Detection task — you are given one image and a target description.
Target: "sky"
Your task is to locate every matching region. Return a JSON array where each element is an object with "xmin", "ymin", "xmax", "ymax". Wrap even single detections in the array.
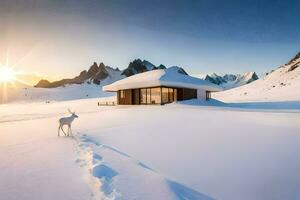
[{"xmin": 0, "ymin": 0, "xmax": 299, "ymax": 80}]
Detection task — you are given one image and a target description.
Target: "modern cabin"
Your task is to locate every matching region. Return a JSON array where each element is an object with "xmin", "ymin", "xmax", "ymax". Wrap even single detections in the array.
[{"xmin": 103, "ymin": 67, "xmax": 221, "ymax": 105}]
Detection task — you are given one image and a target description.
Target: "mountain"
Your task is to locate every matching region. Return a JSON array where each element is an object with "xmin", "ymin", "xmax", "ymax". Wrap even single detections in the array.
[
  {"xmin": 35, "ymin": 59, "xmax": 177, "ymax": 88},
  {"xmin": 205, "ymin": 73, "xmax": 227, "ymax": 85},
  {"xmin": 35, "ymin": 62, "xmax": 122, "ymax": 88},
  {"xmin": 121, "ymin": 59, "xmax": 166, "ymax": 77},
  {"xmin": 214, "ymin": 51, "xmax": 300, "ymax": 102},
  {"xmin": 204, "ymin": 72, "xmax": 258, "ymax": 89},
  {"xmin": 234, "ymin": 72, "xmax": 259, "ymax": 85}
]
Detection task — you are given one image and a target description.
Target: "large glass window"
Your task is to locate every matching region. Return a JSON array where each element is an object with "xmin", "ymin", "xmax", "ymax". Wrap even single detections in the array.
[
  {"xmin": 140, "ymin": 87, "xmax": 176, "ymax": 105},
  {"xmin": 140, "ymin": 89, "xmax": 147, "ymax": 104},
  {"xmin": 169, "ymin": 88, "xmax": 174, "ymax": 102},
  {"xmin": 174, "ymin": 89, "xmax": 177, "ymax": 101},
  {"xmin": 146, "ymin": 88, "xmax": 151, "ymax": 104},
  {"xmin": 120, "ymin": 90, "xmax": 125, "ymax": 98},
  {"xmin": 133, "ymin": 89, "xmax": 140, "ymax": 104},
  {"xmin": 162, "ymin": 87, "xmax": 169, "ymax": 104},
  {"xmin": 150, "ymin": 87, "xmax": 161, "ymax": 104}
]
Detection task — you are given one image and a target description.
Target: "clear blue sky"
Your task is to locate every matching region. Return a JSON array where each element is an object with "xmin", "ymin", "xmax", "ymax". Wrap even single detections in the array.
[{"xmin": 0, "ymin": 0, "xmax": 299, "ymax": 77}]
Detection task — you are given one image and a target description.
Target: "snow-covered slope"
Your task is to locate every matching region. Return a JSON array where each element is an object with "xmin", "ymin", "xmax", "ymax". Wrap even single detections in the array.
[
  {"xmin": 214, "ymin": 52, "xmax": 300, "ymax": 102},
  {"xmin": 0, "ymin": 78, "xmax": 117, "ymax": 104}
]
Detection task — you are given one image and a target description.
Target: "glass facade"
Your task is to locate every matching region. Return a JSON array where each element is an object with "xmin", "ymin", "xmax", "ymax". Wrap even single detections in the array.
[
  {"xmin": 169, "ymin": 88, "xmax": 174, "ymax": 102},
  {"xmin": 133, "ymin": 89, "xmax": 140, "ymax": 104},
  {"xmin": 161, "ymin": 87, "xmax": 169, "ymax": 104},
  {"xmin": 150, "ymin": 87, "xmax": 161, "ymax": 104},
  {"xmin": 121, "ymin": 87, "xmax": 179, "ymax": 105},
  {"xmin": 146, "ymin": 88, "xmax": 151, "ymax": 104},
  {"xmin": 140, "ymin": 88, "xmax": 147, "ymax": 104}
]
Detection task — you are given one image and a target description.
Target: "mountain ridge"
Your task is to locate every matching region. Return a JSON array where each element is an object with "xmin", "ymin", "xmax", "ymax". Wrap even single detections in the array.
[{"xmin": 35, "ymin": 59, "xmax": 186, "ymax": 88}]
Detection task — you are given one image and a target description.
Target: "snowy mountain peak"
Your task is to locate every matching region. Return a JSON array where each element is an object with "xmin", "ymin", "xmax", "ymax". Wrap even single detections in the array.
[
  {"xmin": 142, "ymin": 60, "xmax": 156, "ymax": 70},
  {"xmin": 223, "ymin": 74, "xmax": 237, "ymax": 82},
  {"xmin": 235, "ymin": 72, "xmax": 258, "ymax": 85},
  {"xmin": 167, "ymin": 66, "xmax": 188, "ymax": 75},
  {"xmin": 205, "ymin": 72, "xmax": 258, "ymax": 89}
]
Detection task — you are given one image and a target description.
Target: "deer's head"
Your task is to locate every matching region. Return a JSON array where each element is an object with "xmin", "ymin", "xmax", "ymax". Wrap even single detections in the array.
[{"xmin": 68, "ymin": 109, "xmax": 79, "ymax": 118}]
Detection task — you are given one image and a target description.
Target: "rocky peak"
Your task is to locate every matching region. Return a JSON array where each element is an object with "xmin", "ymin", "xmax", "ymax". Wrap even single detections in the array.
[
  {"xmin": 223, "ymin": 74, "xmax": 237, "ymax": 82},
  {"xmin": 287, "ymin": 52, "xmax": 300, "ymax": 65},
  {"xmin": 86, "ymin": 62, "xmax": 99, "ymax": 79},
  {"xmin": 205, "ymin": 74, "xmax": 226, "ymax": 85},
  {"xmin": 157, "ymin": 64, "xmax": 166, "ymax": 69},
  {"xmin": 286, "ymin": 52, "xmax": 300, "ymax": 72},
  {"xmin": 121, "ymin": 59, "xmax": 151, "ymax": 77},
  {"xmin": 93, "ymin": 62, "xmax": 109, "ymax": 85},
  {"xmin": 142, "ymin": 60, "xmax": 156, "ymax": 70},
  {"xmin": 35, "ymin": 79, "xmax": 51, "ymax": 88}
]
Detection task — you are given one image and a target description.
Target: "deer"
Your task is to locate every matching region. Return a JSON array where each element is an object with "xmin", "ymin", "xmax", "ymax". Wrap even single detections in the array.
[{"xmin": 58, "ymin": 109, "xmax": 79, "ymax": 136}]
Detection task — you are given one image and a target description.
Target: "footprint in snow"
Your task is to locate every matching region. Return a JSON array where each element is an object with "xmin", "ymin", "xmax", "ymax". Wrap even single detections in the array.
[
  {"xmin": 92, "ymin": 153, "xmax": 103, "ymax": 165},
  {"xmin": 93, "ymin": 164, "xmax": 119, "ymax": 196},
  {"xmin": 75, "ymin": 158, "xmax": 88, "ymax": 167}
]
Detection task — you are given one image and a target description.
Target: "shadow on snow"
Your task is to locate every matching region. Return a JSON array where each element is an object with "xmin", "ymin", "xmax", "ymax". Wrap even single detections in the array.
[{"xmin": 176, "ymin": 99, "xmax": 300, "ymax": 111}]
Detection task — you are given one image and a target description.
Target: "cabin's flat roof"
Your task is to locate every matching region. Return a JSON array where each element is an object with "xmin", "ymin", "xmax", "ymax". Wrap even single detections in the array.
[{"xmin": 103, "ymin": 67, "xmax": 222, "ymax": 92}]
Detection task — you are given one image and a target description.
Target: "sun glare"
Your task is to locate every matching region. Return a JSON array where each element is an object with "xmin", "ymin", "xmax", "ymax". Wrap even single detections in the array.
[{"xmin": 0, "ymin": 66, "xmax": 16, "ymax": 83}]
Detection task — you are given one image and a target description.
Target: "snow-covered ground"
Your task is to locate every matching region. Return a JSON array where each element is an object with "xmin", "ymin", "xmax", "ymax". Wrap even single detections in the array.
[
  {"xmin": 0, "ymin": 83, "xmax": 115, "ymax": 104},
  {"xmin": 1, "ymin": 98, "xmax": 300, "ymax": 200}
]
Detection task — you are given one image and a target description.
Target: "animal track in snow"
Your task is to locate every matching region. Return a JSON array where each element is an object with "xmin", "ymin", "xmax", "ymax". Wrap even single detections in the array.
[
  {"xmin": 92, "ymin": 164, "xmax": 118, "ymax": 196},
  {"xmin": 74, "ymin": 133, "xmax": 122, "ymax": 200},
  {"xmin": 74, "ymin": 133, "xmax": 214, "ymax": 200}
]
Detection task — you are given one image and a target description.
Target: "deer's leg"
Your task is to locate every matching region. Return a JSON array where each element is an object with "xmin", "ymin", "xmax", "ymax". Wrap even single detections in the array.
[
  {"xmin": 61, "ymin": 125, "xmax": 67, "ymax": 136},
  {"xmin": 69, "ymin": 125, "xmax": 72, "ymax": 136},
  {"xmin": 58, "ymin": 125, "xmax": 61, "ymax": 136},
  {"xmin": 67, "ymin": 125, "xmax": 70, "ymax": 136}
]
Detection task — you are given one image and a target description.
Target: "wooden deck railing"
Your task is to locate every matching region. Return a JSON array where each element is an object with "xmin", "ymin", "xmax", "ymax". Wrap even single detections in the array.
[{"xmin": 97, "ymin": 101, "xmax": 116, "ymax": 106}]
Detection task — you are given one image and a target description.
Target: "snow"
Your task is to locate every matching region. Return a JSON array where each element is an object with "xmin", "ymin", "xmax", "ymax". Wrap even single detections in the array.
[
  {"xmin": 1, "ymin": 97, "xmax": 300, "ymax": 200},
  {"xmin": 0, "ymin": 79, "xmax": 117, "ymax": 104},
  {"xmin": 103, "ymin": 67, "xmax": 222, "ymax": 92},
  {"xmin": 0, "ymin": 109, "xmax": 92, "ymax": 200}
]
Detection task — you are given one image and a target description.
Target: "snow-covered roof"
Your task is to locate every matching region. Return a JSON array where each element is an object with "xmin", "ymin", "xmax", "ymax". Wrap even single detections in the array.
[{"xmin": 103, "ymin": 67, "xmax": 222, "ymax": 92}]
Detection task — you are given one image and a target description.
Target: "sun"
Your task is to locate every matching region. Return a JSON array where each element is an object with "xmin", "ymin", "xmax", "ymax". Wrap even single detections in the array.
[{"xmin": 0, "ymin": 66, "xmax": 16, "ymax": 83}]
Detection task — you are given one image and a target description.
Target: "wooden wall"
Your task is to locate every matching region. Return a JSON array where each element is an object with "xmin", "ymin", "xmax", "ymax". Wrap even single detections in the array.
[{"xmin": 118, "ymin": 89, "xmax": 132, "ymax": 105}]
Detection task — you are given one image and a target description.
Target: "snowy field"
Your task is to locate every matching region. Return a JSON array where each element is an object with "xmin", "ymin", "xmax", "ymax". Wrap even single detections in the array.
[{"xmin": 1, "ymin": 98, "xmax": 300, "ymax": 200}]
